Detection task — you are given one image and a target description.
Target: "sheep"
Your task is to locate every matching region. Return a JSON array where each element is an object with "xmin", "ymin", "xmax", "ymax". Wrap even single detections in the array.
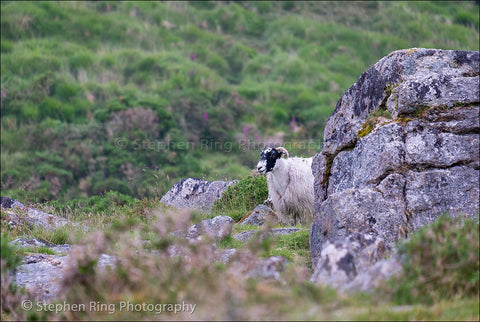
[{"xmin": 256, "ymin": 147, "xmax": 315, "ymax": 226}]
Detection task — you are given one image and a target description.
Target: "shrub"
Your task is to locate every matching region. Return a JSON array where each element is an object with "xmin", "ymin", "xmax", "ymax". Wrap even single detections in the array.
[
  {"xmin": 384, "ymin": 215, "xmax": 479, "ymax": 304},
  {"xmin": 0, "ymin": 233, "xmax": 28, "ymax": 320},
  {"xmin": 211, "ymin": 174, "xmax": 268, "ymax": 221},
  {"xmin": 0, "ymin": 234, "xmax": 22, "ymax": 272},
  {"xmin": 69, "ymin": 51, "xmax": 94, "ymax": 73},
  {"xmin": 1, "ymin": 39, "xmax": 13, "ymax": 53},
  {"xmin": 38, "ymin": 97, "xmax": 75, "ymax": 122}
]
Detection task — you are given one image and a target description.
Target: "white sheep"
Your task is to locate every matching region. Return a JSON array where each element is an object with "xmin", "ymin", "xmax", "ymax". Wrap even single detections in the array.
[{"xmin": 256, "ymin": 147, "xmax": 315, "ymax": 226}]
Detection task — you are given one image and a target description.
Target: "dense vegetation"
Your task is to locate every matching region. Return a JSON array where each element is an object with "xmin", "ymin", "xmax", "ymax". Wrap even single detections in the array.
[
  {"xmin": 2, "ymin": 203, "xmax": 478, "ymax": 320},
  {"xmin": 384, "ymin": 215, "xmax": 479, "ymax": 305},
  {"xmin": 1, "ymin": 1, "xmax": 479, "ymax": 203}
]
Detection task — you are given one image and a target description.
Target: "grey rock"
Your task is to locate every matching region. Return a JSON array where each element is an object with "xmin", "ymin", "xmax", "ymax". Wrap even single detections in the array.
[
  {"xmin": 232, "ymin": 230, "xmax": 258, "ymax": 242},
  {"xmin": 187, "ymin": 215, "xmax": 235, "ymax": 242},
  {"xmin": 404, "ymin": 120, "xmax": 479, "ymax": 168},
  {"xmin": 421, "ymin": 105, "xmax": 480, "ymax": 135},
  {"xmin": 310, "ymin": 232, "xmax": 390, "ymax": 288},
  {"xmin": 13, "ymin": 252, "xmax": 116, "ymax": 303},
  {"xmin": 244, "ymin": 255, "xmax": 288, "ymax": 280},
  {"xmin": 310, "ymin": 48, "xmax": 479, "ymax": 290},
  {"xmin": 386, "ymin": 50, "xmax": 479, "ymax": 118},
  {"xmin": 240, "ymin": 204, "xmax": 280, "ymax": 226},
  {"xmin": 9, "ymin": 238, "xmax": 72, "ymax": 254},
  {"xmin": 160, "ymin": 178, "xmax": 237, "ymax": 212},
  {"xmin": 228, "ymin": 253, "xmax": 289, "ymax": 281},
  {"xmin": 310, "ymin": 187, "xmax": 406, "ymax": 268},
  {"xmin": 1, "ymin": 197, "xmax": 85, "ymax": 231},
  {"xmin": 405, "ymin": 166, "xmax": 480, "ymax": 231},
  {"xmin": 215, "ymin": 248, "xmax": 237, "ymax": 263},
  {"xmin": 310, "ymin": 240, "xmax": 356, "ymax": 287},
  {"xmin": 1, "ymin": 196, "xmax": 23, "ymax": 209},
  {"xmin": 14, "ymin": 254, "xmax": 69, "ymax": 302},
  {"xmin": 343, "ymin": 257, "xmax": 402, "ymax": 292},
  {"xmin": 232, "ymin": 227, "xmax": 303, "ymax": 243},
  {"xmin": 327, "ymin": 122, "xmax": 405, "ymax": 195},
  {"xmin": 270, "ymin": 227, "xmax": 303, "ymax": 236}
]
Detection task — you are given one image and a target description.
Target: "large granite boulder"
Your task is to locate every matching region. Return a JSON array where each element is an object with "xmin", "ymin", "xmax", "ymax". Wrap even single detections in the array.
[
  {"xmin": 310, "ymin": 48, "xmax": 479, "ymax": 289},
  {"xmin": 160, "ymin": 178, "xmax": 237, "ymax": 212}
]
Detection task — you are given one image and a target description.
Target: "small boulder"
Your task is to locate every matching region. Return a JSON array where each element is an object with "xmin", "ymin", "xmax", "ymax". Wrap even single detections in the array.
[
  {"xmin": 9, "ymin": 238, "xmax": 72, "ymax": 254},
  {"xmin": 232, "ymin": 227, "xmax": 303, "ymax": 242},
  {"xmin": 1, "ymin": 197, "xmax": 82, "ymax": 231},
  {"xmin": 187, "ymin": 215, "xmax": 235, "ymax": 242},
  {"xmin": 239, "ymin": 204, "xmax": 280, "ymax": 226},
  {"xmin": 14, "ymin": 254, "xmax": 69, "ymax": 302},
  {"xmin": 160, "ymin": 178, "xmax": 237, "ymax": 212},
  {"xmin": 228, "ymin": 252, "xmax": 289, "ymax": 281}
]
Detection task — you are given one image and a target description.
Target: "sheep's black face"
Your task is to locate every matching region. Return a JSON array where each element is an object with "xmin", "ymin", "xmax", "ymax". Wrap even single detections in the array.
[{"xmin": 256, "ymin": 147, "xmax": 282, "ymax": 174}]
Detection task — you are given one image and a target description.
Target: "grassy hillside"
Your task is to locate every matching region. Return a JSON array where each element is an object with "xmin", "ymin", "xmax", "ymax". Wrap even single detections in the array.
[{"xmin": 1, "ymin": 1, "xmax": 479, "ymax": 203}]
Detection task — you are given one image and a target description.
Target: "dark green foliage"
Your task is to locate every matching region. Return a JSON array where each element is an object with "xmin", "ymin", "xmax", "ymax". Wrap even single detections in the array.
[
  {"xmin": 45, "ymin": 190, "xmax": 135, "ymax": 216},
  {"xmin": 0, "ymin": 234, "xmax": 22, "ymax": 272},
  {"xmin": 1, "ymin": 1, "xmax": 478, "ymax": 202},
  {"xmin": 211, "ymin": 175, "xmax": 268, "ymax": 221},
  {"xmin": 385, "ymin": 215, "xmax": 479, "ymax": 304}
]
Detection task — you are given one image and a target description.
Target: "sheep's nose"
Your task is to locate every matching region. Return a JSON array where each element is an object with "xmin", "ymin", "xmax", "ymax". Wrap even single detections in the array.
[{"xmin": 256, "ymin": 160, "xmax": 266, "ymax": 173}]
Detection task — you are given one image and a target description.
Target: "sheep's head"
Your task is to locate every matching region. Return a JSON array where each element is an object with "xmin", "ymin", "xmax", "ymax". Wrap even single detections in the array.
[{"xmin": 256, "ymin": 147, "xmax": 289, "ymax": 174}]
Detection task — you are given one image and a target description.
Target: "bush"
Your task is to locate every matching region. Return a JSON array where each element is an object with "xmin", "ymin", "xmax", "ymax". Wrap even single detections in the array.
[
  {"xmin": 39, "ymin": 97, "xmax": 74, "ymax": 122},
  {"xmin": 211, "ymin": 174, "xmax": 268, "ymax": 221},
  {"xmin": 385, "ymin": 215, "xmax": 479, "ymax": 304},
  {"xmin": 0, "ymin": 234, "xmax": 22, "ymax": 272},
  {"xmin": 69, "ymin": 51, "xmax": 94, "ymax": 73}
]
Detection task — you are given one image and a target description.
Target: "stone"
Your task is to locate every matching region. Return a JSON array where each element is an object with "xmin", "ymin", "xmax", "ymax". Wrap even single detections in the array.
[
  {"xmin": 232, "ymin": 227, "xmax": 303, "ymax": 243},
  {"xmin": 239, "ymin": 204, "xmax": 280, "ymax": 226},
  {"xmin": 228, "ymin": 252, "xmax": 289, "ymax": 281},
  {"xmin": 1, "ymin": 196, "xmax": 23, "ymax": 209},
  {"xmin": 310, "ymin": 187, "xmax": 406, "ymax": 268},
  {"xmin": 1, "ymin": 197, "xmax": 85, "ymax": 231},
  {"xmin": 186, "ymin": 215, "xmax": 235, "ymax": 242},
  {"xmin": 160, "ymin": 178, "xmax": 237, "ymax": 212},
  {"xmin": 244, "ymin": 255, "xmax": 288, "ymax": 280},
  {"xmin": 215, "ymin": 248, "xmax": 237, "ymax": 263},
  {"xmin": 405, "ymin": 166, "xmax": 480, "ymax": 231},
  {"xmin": 404, "ymin": 120, "xmax": 479, "ymax": 167},
  {"xmin": 310, "ymin": 48, "xmax": 479, "ymax": 290},
  {"xmin": 343, "ymin": 257, "xmax": 402, "ymax": 292},
  {"xmin": 12, "ymin": 250, "xmax": 116, "ymax": 303},
  {"xmin": 14, "ymin": 254, "xmax": 69, "ymax": 302},
  {"xmin": 9, "ymin": 238, "xmax": 72, "ymax": 254},
  {"xmin": 310, "ymin": 232, "xmax": 389, "ymax": 288}
]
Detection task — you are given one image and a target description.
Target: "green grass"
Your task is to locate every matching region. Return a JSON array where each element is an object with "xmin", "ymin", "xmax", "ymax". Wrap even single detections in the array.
[
  {"xmin": 1, "ymin": 1, "xmax": 478, "ymax": 203},
  {"xmin": 1, "ymin": 2, "xmax": 479, "ymax": 319},
  {"xmin": 271, "ymin": 230, "xmax": 311, "ymax": 265},
  {"xmin": 13, "ymin": 246, "xmax": 56, "ymax": 256}
]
